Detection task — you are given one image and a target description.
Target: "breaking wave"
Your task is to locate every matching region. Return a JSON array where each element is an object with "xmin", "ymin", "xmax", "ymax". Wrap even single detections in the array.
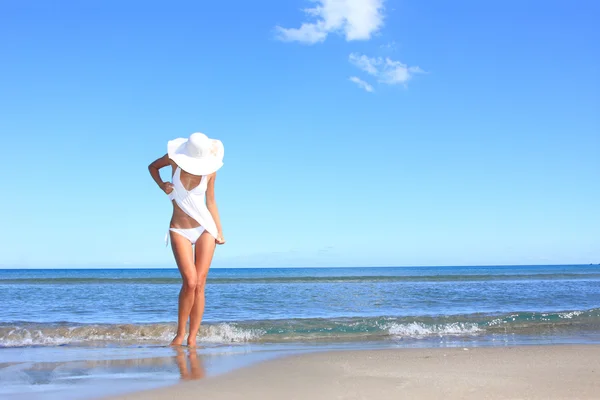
[{"xmin": 2, "ymin": 308, "xmax": 599, "ymax": 348}]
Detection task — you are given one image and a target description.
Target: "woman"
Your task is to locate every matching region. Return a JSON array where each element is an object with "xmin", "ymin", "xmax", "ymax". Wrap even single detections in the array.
[{"xmin": 148, "ymin": 132, "xmax": 225, "ymax": 347}]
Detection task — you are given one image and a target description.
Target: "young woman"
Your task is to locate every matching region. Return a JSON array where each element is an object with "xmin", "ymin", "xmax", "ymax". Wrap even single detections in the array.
[{"xmin": 148, "ymin": 132, "xmax": 225, "ymax": 347}]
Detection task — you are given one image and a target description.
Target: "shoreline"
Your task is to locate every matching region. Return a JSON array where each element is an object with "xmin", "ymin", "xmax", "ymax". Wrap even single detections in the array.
[{"xmin": 108, "ymin": 344, "xmax": 600, "ymax": 400}]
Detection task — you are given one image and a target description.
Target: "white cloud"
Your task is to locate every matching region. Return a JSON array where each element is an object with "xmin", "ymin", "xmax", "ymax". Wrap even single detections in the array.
[
  {"xmin": 275, "ymin": 22, "xmax": 329, "ymax": 43},
  {"xmin": 349, "ymin": 76, "xmax": 374, "ymax": 92},
  {"xmin": 276, "ymin": 0, "xmax": 385, "ymax": 44},
  {"xmin": 349, "ymin": 52, "xmax": 424, "ymax": 85},
  {"xmin": 348, "ymin": 53, "xmax": 379, "ymax": 75}
]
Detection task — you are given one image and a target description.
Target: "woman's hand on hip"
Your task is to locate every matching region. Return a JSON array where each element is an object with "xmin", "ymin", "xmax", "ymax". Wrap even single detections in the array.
[
  {"xmin": 161, "ymin": 182, "xmax": 174, "ymax": 195},
  {"xmin": 216, "ymin": 234, "xmax": 226, "ymax": 245}
]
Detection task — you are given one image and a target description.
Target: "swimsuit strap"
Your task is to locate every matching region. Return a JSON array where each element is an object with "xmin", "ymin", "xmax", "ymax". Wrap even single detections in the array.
[{"xmin": 173, "ymin": 167, "xmax": 182, "ymax": 185}]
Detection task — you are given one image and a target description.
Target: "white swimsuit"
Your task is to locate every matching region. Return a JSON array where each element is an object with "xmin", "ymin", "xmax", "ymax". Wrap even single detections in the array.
[{"xmin": 166, "ymin": 167, "xmax": 218, "ymax": 245}]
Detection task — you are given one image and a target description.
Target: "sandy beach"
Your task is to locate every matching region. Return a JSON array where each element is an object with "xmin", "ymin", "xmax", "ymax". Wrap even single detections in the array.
[{"xmin": 108, "ymin": 345, "xmax": 600, "ymax": 400}]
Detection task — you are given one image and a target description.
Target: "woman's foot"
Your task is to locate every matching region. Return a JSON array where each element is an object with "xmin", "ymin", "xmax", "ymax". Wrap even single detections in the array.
[
  {"xmin": 171, "ymin": 334, "xmax": 185, "ymax": 346},
  {"xmin": 187, "ymin": 336, "xmax": 197, "ymax": 348}
]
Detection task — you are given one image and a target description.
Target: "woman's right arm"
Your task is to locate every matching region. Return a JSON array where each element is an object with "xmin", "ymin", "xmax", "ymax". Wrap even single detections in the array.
[{"xmin": 148, "ymin": 154, "xmax": 174, "ymax": 194}]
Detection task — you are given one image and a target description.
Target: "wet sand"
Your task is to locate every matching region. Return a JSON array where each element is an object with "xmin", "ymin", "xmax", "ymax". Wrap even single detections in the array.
[{"xmin": 108, "ymin": 344, "xmax": 600, "ymax": 400}]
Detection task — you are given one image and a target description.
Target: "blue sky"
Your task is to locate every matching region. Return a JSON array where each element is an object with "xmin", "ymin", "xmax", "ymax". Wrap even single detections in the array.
[{"xmin": 1, "ymin": 0, "xmax": 598, "ymax": 268}]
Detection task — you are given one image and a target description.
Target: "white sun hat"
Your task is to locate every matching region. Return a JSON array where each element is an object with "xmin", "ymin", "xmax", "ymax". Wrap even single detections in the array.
[{"xmin": 167, "ymin": 132, "xmax": 224, "ymax": 176}]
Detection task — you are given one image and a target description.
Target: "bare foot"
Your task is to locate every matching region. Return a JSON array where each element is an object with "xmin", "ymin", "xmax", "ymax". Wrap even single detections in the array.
[
  {"xmin": 187, "ymin": 338, "xmax": 197, "ymax": 348},
  {"xmin": 170, "ymin": 334, "xmax": 185, "ymax": 346}
]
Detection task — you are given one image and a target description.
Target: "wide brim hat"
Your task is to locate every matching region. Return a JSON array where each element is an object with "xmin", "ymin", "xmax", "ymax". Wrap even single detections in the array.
[{"xmin": 167, "ymin": 132, "xmax": 224, "ymax": 176}]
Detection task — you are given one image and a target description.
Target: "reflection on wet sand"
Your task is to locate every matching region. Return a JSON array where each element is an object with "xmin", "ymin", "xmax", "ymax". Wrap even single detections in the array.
[
  {"xmin": 174, "ymin": 347, "xmax": 206, "ymax": 381},
  {"xmin": 8, "ymin": 347, "xmax": 207, "ymax": 384},
  {"xmin": 0, "ymin": 346, "xmax": 216, "ymax": 400}
]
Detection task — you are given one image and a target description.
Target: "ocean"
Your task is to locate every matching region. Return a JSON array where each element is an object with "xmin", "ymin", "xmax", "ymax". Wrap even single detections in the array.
[{"xmin": 1, "ymin": 265, "xmax": 599, "ymax": 399}]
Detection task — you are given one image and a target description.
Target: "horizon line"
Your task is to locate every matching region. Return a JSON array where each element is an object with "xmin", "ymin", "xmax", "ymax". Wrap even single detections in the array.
[{"xmin": 1, "ymin": 263, "xmax": 599, "ymax": 270}]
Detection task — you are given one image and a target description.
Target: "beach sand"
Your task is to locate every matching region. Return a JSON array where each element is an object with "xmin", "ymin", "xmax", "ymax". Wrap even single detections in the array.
[{"xmin": 109, "ymin": 345, "xmax": 600, "ymax": 400}]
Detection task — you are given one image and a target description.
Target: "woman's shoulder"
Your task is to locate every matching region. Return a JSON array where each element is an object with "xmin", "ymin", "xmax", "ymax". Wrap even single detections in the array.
[{"xmin": 160, "ymin": 153, "xmax": 177, "ymax": 166}]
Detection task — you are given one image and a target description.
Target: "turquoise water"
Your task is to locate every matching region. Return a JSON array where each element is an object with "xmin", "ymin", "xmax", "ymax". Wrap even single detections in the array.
[
  {"xmin": 1, "ymin": 265, "xmax": 600, "ymax": 399},
  {"xmin": 1, "ymin": 265, "xmax": 600, "ymax": 345}
]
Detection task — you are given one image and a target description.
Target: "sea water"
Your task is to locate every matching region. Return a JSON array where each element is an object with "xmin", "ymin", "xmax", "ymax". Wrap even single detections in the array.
[{"xmin": 1, "ymin": 265, "xmax": 599, "ymax": 398}]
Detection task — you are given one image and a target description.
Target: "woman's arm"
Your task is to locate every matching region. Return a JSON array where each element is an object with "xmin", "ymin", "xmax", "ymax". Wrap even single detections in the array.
[
  {"xmin": 206, "ymin": 172, "xmax": 225, "ymax": 244},
  {"xmin": 148, "ymin": 154, "xmax": 174, "ymax": 194}
]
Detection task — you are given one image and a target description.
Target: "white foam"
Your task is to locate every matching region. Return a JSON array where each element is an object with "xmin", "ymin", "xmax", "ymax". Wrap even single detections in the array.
[
  {"xmin": 0, "ymin": 324, "xmax": 176, "ymax": 347},
  {"xmin": 199, "ymin": 323, "xmax": 264, "ymax": 343},
  {"xmin": 0, "ymin": 322, "xmax": 267, "ymax": 347},
  {"xmin": 384, "ymin": 322, "xmax": 481, "ymax": 338},
  {"xmin": 2, "ymin": 328, "xmax": 72, "ymax": 347},
  {"xmin": 558, "ymin": 311, "xmax": 584, "ymax": 319}
]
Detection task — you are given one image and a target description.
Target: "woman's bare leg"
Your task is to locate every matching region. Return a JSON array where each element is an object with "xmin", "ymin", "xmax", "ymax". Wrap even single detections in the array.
[
  {"xmin": 187, "ymin": 232, "xmax": 216, "ymax": 347},
  {"xmin": 170, "ymin": 232, "xmax": 197, "ymax": 346}
]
